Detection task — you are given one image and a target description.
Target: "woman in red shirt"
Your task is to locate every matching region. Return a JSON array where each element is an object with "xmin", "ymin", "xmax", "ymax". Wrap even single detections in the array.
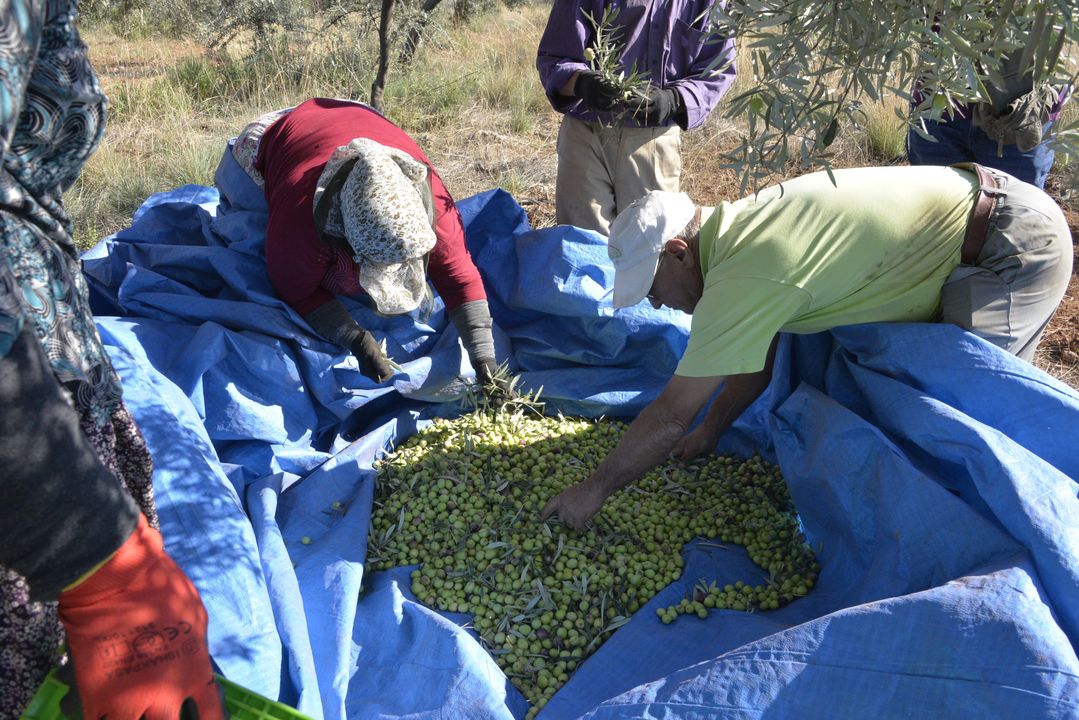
[{"xmin": 237, "ymin": 97, "xmax": 498, "ymax": 383}]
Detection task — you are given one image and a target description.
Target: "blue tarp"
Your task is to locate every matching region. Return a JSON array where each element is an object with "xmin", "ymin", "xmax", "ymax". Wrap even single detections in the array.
[{"xmin": 81, "ymin": 145, "xmax": 1079, "ymax": 720}]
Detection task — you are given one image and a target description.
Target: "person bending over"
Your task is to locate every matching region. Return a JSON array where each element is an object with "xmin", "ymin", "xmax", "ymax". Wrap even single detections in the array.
[
  {"xmin": 235, "ymin": 98, "xmax": 501, "ymax": 385},
  {"xmin": 542, "ymin": 165, "xmax": 1071, "ymax": 530}
]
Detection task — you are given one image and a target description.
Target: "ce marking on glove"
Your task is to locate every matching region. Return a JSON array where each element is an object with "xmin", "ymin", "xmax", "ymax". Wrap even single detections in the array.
[
  {"xmin": 132, "ymin": 621, "xmax": 194, "ymax": 654},
  {"xmin": 97, "ymin": 620, "xmax": 195, "ymax": 661}
]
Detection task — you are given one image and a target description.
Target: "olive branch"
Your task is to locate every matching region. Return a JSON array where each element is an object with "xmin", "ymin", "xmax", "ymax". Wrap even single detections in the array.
[{"xmin": 582, "ymin": 6, "xmax": 651, "ymax": 109}]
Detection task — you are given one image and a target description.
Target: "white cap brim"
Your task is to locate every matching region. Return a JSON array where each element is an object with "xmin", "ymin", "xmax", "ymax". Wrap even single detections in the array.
[
  {"xmin": 608, "ymin": 190, "xmax": 695, "ymax": 310},
  {"xmin": 612, "ymin": 253, "xmax": 662, "ymax": 309}
]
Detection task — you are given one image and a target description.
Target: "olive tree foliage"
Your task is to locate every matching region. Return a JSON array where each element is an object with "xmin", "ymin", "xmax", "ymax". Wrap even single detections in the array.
[
  {"xmin": 80, "ymin": 0, "xmax": 322, "ymax": 49},
  {"xmin": 711, "ymin": 0, "xmax": 1079, "ymax": 191},
  {"xmin": 79, "ymin": 0, "xmax": 221, "ymax": 37},
  {"xmin": 210, "ymin": 0, "xmax": 312, "ymax": 52},
  {"xmin": 371, "ymin": 0, "xmax": 497, "ymax": 108}
]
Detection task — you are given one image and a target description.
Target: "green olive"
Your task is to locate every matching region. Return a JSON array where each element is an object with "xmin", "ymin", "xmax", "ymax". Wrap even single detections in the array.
[{"xmin": 369, "ymin": 411, "xmax": 817, "ymax": 711}]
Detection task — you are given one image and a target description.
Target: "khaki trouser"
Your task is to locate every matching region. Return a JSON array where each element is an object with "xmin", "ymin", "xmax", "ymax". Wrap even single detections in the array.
[
  {"xmin": 941, "ymin": 167, "xmax": 1073, "ymax": 361},
  {"xmin": 555, "ymin": 115, "xmax": 682, "ymax": 236}
]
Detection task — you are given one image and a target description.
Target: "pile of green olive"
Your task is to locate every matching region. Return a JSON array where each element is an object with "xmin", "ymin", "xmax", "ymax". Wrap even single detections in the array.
[{"xmin": 369, "ymin": 407, "xmax": 817, "ymax": 716}]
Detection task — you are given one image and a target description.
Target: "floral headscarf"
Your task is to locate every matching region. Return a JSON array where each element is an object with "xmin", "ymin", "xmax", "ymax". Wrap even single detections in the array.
[{"xmin": 313, "ymin": 138, "xmax": 437, "ymax": 314}]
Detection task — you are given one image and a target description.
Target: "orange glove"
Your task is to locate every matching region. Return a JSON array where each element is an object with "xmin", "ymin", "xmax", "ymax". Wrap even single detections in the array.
[{"xmin": 57, "ymin": 513, "xmax": 224, "ymax": 720}]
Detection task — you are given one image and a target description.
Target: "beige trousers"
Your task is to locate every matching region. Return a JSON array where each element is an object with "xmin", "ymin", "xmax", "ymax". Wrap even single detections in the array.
[
  {"xmin": 555, "ymin": 115, "xmax": 682, "ymax": 236},
  {"xmin": 941, "ymin": 167, "xmax": 1073, "ymax": 361}
]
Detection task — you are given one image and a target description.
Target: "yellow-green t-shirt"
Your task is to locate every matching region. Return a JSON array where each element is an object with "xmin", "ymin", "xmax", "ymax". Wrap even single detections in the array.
[{"xmin": 676, "ymin": 166, "xmax": 978, "ymax": 378}]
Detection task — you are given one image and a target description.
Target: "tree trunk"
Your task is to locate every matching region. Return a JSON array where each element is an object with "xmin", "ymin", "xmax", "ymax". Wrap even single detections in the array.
[
  {"xmin": 371, "ymin": 0, "xmax": 397, "ymax": 111},
  {"xmin": 398, "ymin": 0, "xmax": 445, "ymax": 66}
]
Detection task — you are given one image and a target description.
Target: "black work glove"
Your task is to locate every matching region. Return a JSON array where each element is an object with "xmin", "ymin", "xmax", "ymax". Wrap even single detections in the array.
[
  {"xmin": 350, "ymin": 331, "xmax": 395, "ymax": 383},
  {"xmin": 574, "ymin": 70, "xmax": 622, "ymax": 112},
  {"xmin": 627, "ymin": 87, "xmax": 683, "ymax": 127}
]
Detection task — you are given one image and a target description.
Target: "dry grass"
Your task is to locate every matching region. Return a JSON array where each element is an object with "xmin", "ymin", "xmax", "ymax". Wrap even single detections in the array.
[
  {"xmin": 70, "ymin": 34, "xmax": 244, "ymax": 246},
  {"xmin": 395, "ymin": 6, "xmax": 559, "ymax": 214}
]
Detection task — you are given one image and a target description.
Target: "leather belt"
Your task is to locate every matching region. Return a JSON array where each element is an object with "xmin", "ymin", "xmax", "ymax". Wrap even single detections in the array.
[{"xmin": 960, "ymin": 163, "xmax": 1002, "ymax": 265}]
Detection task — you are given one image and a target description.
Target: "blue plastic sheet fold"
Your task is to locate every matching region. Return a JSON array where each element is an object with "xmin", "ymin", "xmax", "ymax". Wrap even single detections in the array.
[{"xmin": 81, "ymin": 145, "xmax": 1079, "ymax": 719}]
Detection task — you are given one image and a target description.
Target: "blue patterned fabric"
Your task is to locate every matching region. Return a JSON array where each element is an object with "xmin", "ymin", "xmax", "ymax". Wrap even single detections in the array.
[
  {"xmin": 0, "ymin": 0, "xmax": 117, "ymax": 415},
  {"xmin": 0, "ymin": 1, "xmax": 156, "ymax": 713}
]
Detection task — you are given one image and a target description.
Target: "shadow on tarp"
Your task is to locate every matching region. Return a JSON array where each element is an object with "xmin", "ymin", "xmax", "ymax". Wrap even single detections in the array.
[
  {"xmin": 85, "ymin": 144, "xmax": 1079, "ymax": 720},
  {"xmin": 95, "ymin": 318, "xmax": 281, "ymax": 697}
]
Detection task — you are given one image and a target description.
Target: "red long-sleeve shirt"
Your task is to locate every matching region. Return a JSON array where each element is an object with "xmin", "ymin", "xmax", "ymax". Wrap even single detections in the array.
[{"xmin": 256, "ymin": 98, "xmax": 486, "ymax": 316}]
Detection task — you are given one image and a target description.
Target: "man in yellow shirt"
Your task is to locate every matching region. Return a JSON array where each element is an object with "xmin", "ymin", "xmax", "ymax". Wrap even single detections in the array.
[{"xmin": 542, "ymin": 164, "xmax": 1072, "ymax": 530}]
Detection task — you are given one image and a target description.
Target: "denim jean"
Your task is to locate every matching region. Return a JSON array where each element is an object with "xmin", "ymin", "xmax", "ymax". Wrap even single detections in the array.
[{"xmin": 907, "ymin": 114, "xmax": 1056, "ymax": 189}]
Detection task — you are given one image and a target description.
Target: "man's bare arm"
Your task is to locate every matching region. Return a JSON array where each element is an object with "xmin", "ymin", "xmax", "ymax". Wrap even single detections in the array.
[
  {"xmin": 674, "ymin": 336, "xmax": 779, "ymax": 461},
  {"xmin": 541, "ymin": 373, "xmax": 725, "ymax": 530}
]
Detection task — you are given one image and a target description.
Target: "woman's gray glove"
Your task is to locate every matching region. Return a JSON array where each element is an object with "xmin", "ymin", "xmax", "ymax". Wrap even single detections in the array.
[
  {"xmin": 475, "ymin": 358, "xmax": 515, "ymax": 398},
  {"xmin": 475, "ymin": 358, "xmax": 500, "ymax": 385},
  {"xmin": 351, "ymin": 331, "xmax": 395, "ymax": 383},
  {"xmin": 304, "ymin": 300, "xmax": 395, "ymax": 383},
  {"xmin": 450, "ymin": 300, "xmax": 510, "ymax": 394}
]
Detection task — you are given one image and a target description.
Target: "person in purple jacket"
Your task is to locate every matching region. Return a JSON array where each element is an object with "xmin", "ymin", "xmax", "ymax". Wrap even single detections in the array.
[{"xmin": 537, "ymin": 0, "xmax": 736, "ymax": 236}]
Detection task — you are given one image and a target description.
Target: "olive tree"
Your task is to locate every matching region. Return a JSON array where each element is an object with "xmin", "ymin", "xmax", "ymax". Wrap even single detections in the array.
[
  {"xmin": 709, "ymin": 1, "xmax": 1078, "ymax": 190},
  {"xmin": 373, "ymin": 0, "xmax": 488, "ymax": 109}
]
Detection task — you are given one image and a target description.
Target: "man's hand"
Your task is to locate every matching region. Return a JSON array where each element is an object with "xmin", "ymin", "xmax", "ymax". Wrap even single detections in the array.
[
  {"xmin": 541, "ymin": 480, "xmax": 610, "ymax": 532},
  {"xmin": 627, "ymin": 87, "xmax": 682, "ymax": 126},
  {"xmin": 671, "ymin": 421, "xmax": 722, "ymax": 463},
  {"xmin": 351, "ymin": 330, "xmax": 395, "ymax": 383},
  {"xmin": 58, "ymin": 514, "xmax": 224, "ymax": 720},
  {"xmin": 574, "ymin": 71, "xmax": 622, "ymax": 112}
]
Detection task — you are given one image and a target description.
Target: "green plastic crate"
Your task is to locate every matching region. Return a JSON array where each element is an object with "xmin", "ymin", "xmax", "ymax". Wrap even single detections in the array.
[
  {"xmin": 215, "ymin": 675, "xmax": 314, "ymax": 720},
  {"xmin": 19, "ymin": 670, "xmax": 67, "ymax": 720},
  {"xmin": 21, "ymin": 668, "xmax": 313, "ymax": 720}
]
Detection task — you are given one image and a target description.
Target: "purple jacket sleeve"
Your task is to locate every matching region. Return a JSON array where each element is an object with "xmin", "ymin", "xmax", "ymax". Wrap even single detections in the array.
[
  {"xmin": 535, "ymin": 0, "xmax": 595, "ymax": 114},
  {"xmin": 669, "ymin": 1, "xmax": 737, "ymax": 130}
]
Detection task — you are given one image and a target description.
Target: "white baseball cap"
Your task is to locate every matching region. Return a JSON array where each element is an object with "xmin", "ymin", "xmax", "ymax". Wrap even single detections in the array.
[{"xmin": 608, "ymin": 191, "xmax": 696, "ymax": 308}]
